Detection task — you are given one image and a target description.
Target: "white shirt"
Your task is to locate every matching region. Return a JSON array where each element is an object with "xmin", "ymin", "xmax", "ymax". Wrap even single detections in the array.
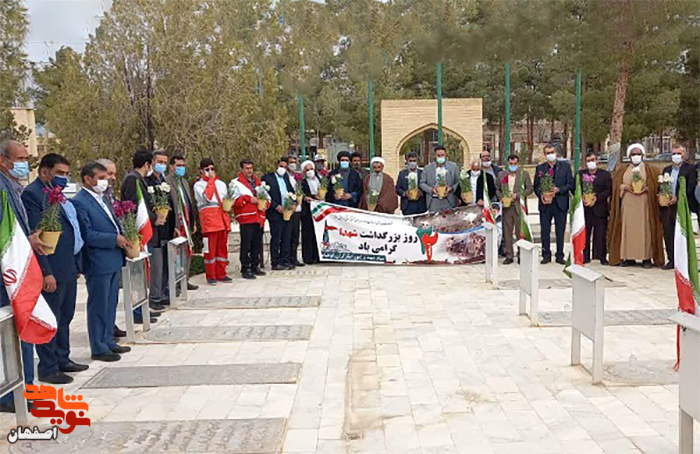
[{"xmin": 86, "ymin": 187, "xmax": 119, "ymax": 232}]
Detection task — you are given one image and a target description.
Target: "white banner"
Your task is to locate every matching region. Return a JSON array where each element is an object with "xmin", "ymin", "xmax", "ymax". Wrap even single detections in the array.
[{"xmin": 311, "ymin": 201, "xmax": 496, "ymax": 264}]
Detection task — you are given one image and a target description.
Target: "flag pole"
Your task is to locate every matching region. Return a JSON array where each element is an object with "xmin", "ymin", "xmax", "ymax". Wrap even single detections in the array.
[
  {"xmin": 575, "ymin": 70, "xmax": 582, "ymax": 170},
  {"xmin": 368, "ymin": 80, "xmax": 375, "ymax": 160},
  {"xmin": 298, "ymin": 94, "xmax": 306, "ymax": 160},
  {"xmin": 437, "ymin": 62, "xmax": 443, "ymax": 146},
  {"xmin": 504, "ymin": 63, "xmax": 510, "ymax": 161}
]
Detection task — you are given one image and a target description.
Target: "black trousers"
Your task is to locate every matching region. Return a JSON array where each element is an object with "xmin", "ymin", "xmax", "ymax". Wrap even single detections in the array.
[
  {"xmin": 583, "ymin": 209, "xmax": 608, "ymax": 262},
  {"xmin": 661, "ymin": 205, "xmax": 677, "ymax": 264},
  {"xmin": 290, "ymin": 212, "xmax": 301, "ymax": 264},
  {"xmin": 240, "ymin": 223, "xmax": 263, "ymax": 272},
  {"xmin": 539, "ymin": 203, "xmax": 567, "ymax": 261},
  {"xmin": 269, "ymin": 219, "xmax": 293, "ymax": 267},
  {"xmin": 37, "ymin": 279, "xmax": 77, "ymax": 376}
]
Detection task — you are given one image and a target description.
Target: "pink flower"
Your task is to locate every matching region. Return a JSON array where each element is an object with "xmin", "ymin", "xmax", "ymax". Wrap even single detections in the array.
[
  {"xmin": 319, "ymin": 168, "xmax": 329, "ymax": 177},
  {"xmin": 537, "ymin": 171, "xmax": 544, "ymax": 178},
  {"xmin": 294, "ymin": 172, "xmax": 303, "ymax": 181},
  {"xmin": 547, "ymin": 168, "xmax": 554, "ymax": 177},
  {"xmin": 44, "ymin": 187, "xmax": 66, "ymax": 205},
  {"xmin": 501, "ymin": 177, "xmax": 509, "ymax": 185},
  {"xmin": 582, "ymin": 174, "xmax": 596, "ymax": 184},
  {"xmin": 115, "ymin": 200, "xmax": 136, "ymax": 217}
]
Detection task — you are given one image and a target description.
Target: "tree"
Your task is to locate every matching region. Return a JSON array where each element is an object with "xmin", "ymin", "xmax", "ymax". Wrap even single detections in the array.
[{"xmin": 0, "ymin": 0, "xmax": 29, "ymax": 141}]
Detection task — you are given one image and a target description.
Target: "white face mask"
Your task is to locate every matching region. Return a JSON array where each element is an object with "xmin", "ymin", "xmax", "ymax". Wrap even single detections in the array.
[
  {"xmin": 146, "ymin": 168, "xmax": 153, "ymax": 177},
  {"xmin": 586, "ymin": 161, "xmax": 597, "ymax": 170},
  {"xmin": 94, "ymin": 179, "xmax": 109, "ymax": 194},
  {"xmin": 672, "ymin": 154, "xmax": 683, "ymax": 165},
  {"xmin": 630, "ymin": 155, "xmax": 643, "ymax": 165},
  {"xmin": 288, "ymin": 163, "xmax": 297, "ymax": 172},
  {"xmin": 471, "ymin": 170, "xmax": 480, "ymax": 177},
  {"xmin": 276, "ymin": 167, "xmax": 286, "ymax": 176},
  {"xmin": 482, "ymin": 160, "xmax": 492, "ymax": 168},
  {"xmin": 546, "ymin": 153, "xmax": 557, "ymax": 163},
  {"xmin": 305, "ymin": 170, "xmax": 315, "ymax": 179}
]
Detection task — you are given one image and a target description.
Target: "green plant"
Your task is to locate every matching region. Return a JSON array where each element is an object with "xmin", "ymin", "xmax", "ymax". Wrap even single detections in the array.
[{"xmin": 37, "ymin": 187, "xmax": 64, "ymax": 232}]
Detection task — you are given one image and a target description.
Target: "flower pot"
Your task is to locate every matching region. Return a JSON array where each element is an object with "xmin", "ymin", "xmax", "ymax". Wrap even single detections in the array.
[
  {"xmin": 501, "ymin": 197, "xmax": 512, "ymax": 208},
  {"xmin": 296, "ymin": 194, "xmax": 304, "ymax": 205},
  {"xmin": 583, "ymin": 193, "xmax": 596, "ymax": 207},
  {"xmin": 658, "ymin": 194, "xmax": 672, "ymax": 207},
  {"xmin": 461, "ymin": 191, "xmax": 473, "ymax": 204},
  {"xmin": 632, "ymin": 180, "xmax": 644, "ymax": 194},
  {"xmin": 39, "ymin": 231, "xmax": 61, "ymax": 255},
  {"xmin": 368, "ymin": 202, "xmax": 377, "ymax": 212},
  {"xmin": 283, "ymin": 209, "xmax": 293, "ymax": 221},
  {"xmin": 542, "ymin": 191, "xmax": 555, "ymax": 205},
  {"xmin": 408, "ymin": 188, "xmax": 419, "ymax": 201},
  {"xmin": 436, "ymin": 185, "xmax": 448, "ymax": 199},
  {"xmin": 156, "ymin": 207, "xmax": 170, "ymax": 223},
  {"xmin": 318, "ymin": 188, "xmax": 328, "ymax": 200},
  {"xmin": 335, "ymin": 188, "xmax": 345, "ymax": 200},
  {"xmin": 125, "ymin": 241, "xmax": 141, "ymax": 259},
  {"xmin": 257, "ymin": 199, "xmax": 269, "ymax": 211},
  {"xmin": 222, "ymin": 199, "xmax": 234, "ymax": 212}
]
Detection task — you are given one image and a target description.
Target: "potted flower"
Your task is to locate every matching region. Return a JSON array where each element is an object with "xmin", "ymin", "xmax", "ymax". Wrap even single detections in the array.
[
  {"xmin": 500, "ymin": 176, "xmax": 512, "ymax": 208},
  {"xmin": 318, "ymin": 170, "xmax": 329, "ymax": 200},
  {"xmin": 255, "ymin": 183, "xmax": 270, "ymax": 211},
  {"xmin": 538, "ymin": 168, "xmax": 555, "ymax": 204},
  {"xmin": 407, "ymin": 172, "xmax": 419, "ymax": 201},
  {"xmin": 113, "ymin": 200, "xmax": 141, "ymax": 259},
  {"xmin": 282, "ymin": 192, "xmax": 296, "ymax": 220},
  {"xmin": 631, "ymin": 167, "xmax": 644, "ymax": 194},
  {"xmin": 658, "ymin": 173, "xmax": 673, "ymax": 206},
  {"xmin": 223, "ymin": 182, "xmax": 235, "ymax": 212},
  {"xmin": 149, "ymin": 183, "xmax": 171, "ymax": 223},
  {"xmin": 582, "ymin": 174, "xmax": 596, "ymax": 206},
  {"xmin": 37, "ymin": 187, "xmax": 65, "ymax": 255},
  {"xmin": 436, "ymin": 167, "xmax": 448, "ymax": 199},
  {"xmin": 368, "ymin": 190, "xmax": 380, "ymax": 212},
  {"xmin": 332, "ymin": 174, "xmax": 344, "ymax": 200},
  {"xmin": 460, "ymin": 169, "xmax": 473, "ymax": 203}
]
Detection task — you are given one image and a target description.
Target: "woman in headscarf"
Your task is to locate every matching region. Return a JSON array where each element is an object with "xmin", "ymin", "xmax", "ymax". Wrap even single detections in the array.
[
  {"xmin": 359, "ymin": 157, "xmax": 399, "ymax": 213},
  {"xmin": 299, "ymin": 160, "xmax": 321, "ymax": 264}
]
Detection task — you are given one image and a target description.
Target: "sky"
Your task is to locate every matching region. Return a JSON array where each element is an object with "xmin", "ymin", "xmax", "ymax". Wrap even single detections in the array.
[{"xmin": 25, "ymin": 0, "xmax": 113, "ymax": 63}]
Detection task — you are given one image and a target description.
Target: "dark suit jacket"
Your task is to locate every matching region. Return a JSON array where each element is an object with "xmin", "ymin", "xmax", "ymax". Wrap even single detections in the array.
[
  {"xmin": 395, "ymin": 169, "xmax": 427, "ymax": 215},
  {"xmin": 534, "ymin": 160, "xmax": 574, "ymax": 212},
  {"xmin": 121, "ymin": 170, "xmax": 158, "ymax": 246},
  {"xmin": 166, "ymin": 174, "xmax": 196, "ymax": 230},
  {"xmin": 578, "ymin": 169, "xmax": 612, "ymax": 218},
  {"xmin": 22, "ymin": 178, "xmax": 80, "ymax": 281},
  {"xmin": 261, "ymin": 171, "xmax": 295, "ymax": 221},
  {"xmin": 71, "ymin": 189, "xmax": 125, "ymax": 277},
  {"xmin": 326, "ymin": 169, "xmax": 363, "ymax": 208},
  {"xmin": 663, "ymin": 163, "xmax": 698, "ymax": 213},
  {"xmin": 146, "ymin": 172, "xmax": 174, "ymax": 243},
  {"xmin": 475, "ymin": 172, "xmax": 497, "ymax": 203}
]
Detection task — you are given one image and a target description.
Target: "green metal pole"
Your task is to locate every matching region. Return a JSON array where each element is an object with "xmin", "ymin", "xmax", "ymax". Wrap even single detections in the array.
[
  {"xmin": 298, "ymin": 94, "xmax": 306, "ymax": 160},
  {"xmin": 574, "ymin": 70, "xmax": 582, "ymax": 171},
  {"xmin": 504, "ymin": 63, "xmax": 510, "ymax": 160},
  {"xmin": 437, "ymin": 62, "xmax": 443, "ymax": 146},
  {"xmin": 368, "ymin": 80, "xmax": 375, "ymax": 160}
]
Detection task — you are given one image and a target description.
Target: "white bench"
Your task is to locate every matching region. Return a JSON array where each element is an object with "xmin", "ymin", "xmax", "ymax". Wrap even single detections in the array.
[
  {"xmin": 516, "ymin": 239, "xmax": 540, "ymax": 326},
  {"xmin": 670, "ymin": 311, "xmax": 700, "ymax": 453},
  {"xmin": 484, "ymin": 223, "xmax": 498, "ymax": 289},
  {"xmin": 569, "ymin": 264, "xmax": 606, "ymax": 384}
]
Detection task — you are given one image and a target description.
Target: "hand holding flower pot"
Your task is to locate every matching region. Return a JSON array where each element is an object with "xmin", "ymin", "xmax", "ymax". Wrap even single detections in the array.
[
  {"xmin": 538, "ymin": 169, "xmax": 555, "ymax": 204},
  {"xmin": 282, "ymin": 193, "xmax": 296, "ymax": 220},
  {"xmin": 657, "ymin": 173, "xmax": 674, "ymax": 206},
  {"xmin": 407, "ymin": 172, "xmax": 420, "ymax": 201},
  {"xmin": 37, "ymin": 187, "xmax": 65, "ymax": 255},
  {"xmin": 255, "ymin": 183, "xmax": 271, "ymax": 211},
  {"xmin": 113, "ymin": 200, "xmax": 141, "ymax": 259},
  {"xmin": 332, "ymin": 174, "xmax": 344, "ymax": 200},
  {"xmin": 499, "ymin": 176, "xmax": 512, "ymax": 208},
  {"xmin": 631, "ymin": 167, "xmax": 644, "ymax": 194},
  {"xmin": 582, "ymin": 173, "xmax": 596, "ymax": 206},
  {"xmin": 149, "ymin": 183, "xmax": 171, "ymax": 224},
  {"xmin": 436, "ymin": 168, "xmax": 448, "ymax": 199},
  {"xmin": 459, "ymin": 169, "xmax": 473, "ymax": 203}
]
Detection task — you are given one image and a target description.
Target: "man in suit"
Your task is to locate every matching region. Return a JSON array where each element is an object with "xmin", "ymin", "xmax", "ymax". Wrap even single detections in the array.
[
  {"xmin": 420, "ymin": 145, "xmax": 460, "ymax": 213},
  {"xmin": 579, "ymin": 152, "xmax": 612, "ymax": 265},
  {"xmin": 533, "ymin": 143, "xmax": 574, "ymax": 264},
  {"xmin": 480, "ymin": 150, "xmax": 503, "ymax": 180},
  {"xmin": 22, "ymin": 153, "xmax": 88, "ymax": 385},
  {"xmin": 661, "ymin": 144, "xmax": 697, "ymax": 269},
  {"xmin": 72, "ymin": 161, "xmax": 131, "ymax": 362},
  {"xmin": 120, "ymin": 149, "xmax": 160, "ymax": 322},
  {"xmin": 0, "ymin": 140, "xmax": 49, "ymax": 413},
  {"xmin": 396, "ymin": 151, "xmax": 427, "ymax": 215},
  {"xmin": 497, "ymin": 154, "xmax": 533, "ymax": 264},
  {"xmin": 262, "ymin": 157, "xmax": 297, "ymax": 270},
  {"xmin": 326, "ymin": 151, "xmax": 363, "ymax": 207},
  {"xmin": 166, "ymin": 153, "xmax": 199, "ymax": 290}
]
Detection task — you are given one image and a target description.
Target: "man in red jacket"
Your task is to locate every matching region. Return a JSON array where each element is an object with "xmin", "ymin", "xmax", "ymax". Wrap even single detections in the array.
[{"xmin": 231, "ymin": 159, "xmax": 267, "ymax": 280}]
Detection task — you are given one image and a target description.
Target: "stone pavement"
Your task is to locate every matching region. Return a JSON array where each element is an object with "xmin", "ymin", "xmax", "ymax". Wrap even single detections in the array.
[{"xmin": 0, "ymin": 251, "xmax": 698, "ymax": 453}]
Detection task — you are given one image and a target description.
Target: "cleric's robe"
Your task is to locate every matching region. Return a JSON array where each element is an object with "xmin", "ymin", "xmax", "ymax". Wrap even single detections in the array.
[{"xmin": 359, "ymin": 173, "xmax": 399, "ymax": 214}]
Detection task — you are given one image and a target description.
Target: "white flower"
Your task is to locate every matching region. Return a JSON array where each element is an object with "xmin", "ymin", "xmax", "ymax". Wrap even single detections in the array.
[
  {"xmin": 664, "ymin": 174, "xmax": 673, "ymax": 183},
  {"xmin": 147, "ymin": 186, "xmax": 155, "ymax": 194},
  {"xmin": 460, "ymin": 169, "xmax": 470, "ymax": 179},
  {"xmin": 437, "ymin": 167, "xmax": 447, "ymax": 176},
  {"xmin": 286, "ymin": 192, "xmax": 295, "ymax": 200},
  {"xmin": 407, "ymin": 172, "xmax": 417, "ymax": 181},
  {"xmin": 632, "ymin": 167, "xmax": 640, "ymax": 173},
  {"xmin": 159, "ymin": 182, "xmax": 171, "ymax": 193},
  {"xmin": 371, "ymin": 190, "xmax": 380, "ymax": 197}
]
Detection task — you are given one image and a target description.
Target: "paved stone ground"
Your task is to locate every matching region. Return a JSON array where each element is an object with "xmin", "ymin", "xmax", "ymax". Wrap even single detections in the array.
[{"xmin": 0, "ymin": 245, "xmax": 698, "ymax": 453}]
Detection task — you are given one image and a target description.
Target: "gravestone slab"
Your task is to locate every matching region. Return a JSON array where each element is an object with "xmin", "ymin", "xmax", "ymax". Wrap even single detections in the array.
[
  {"xmin": 537, "ymin": 309, "xmax": 675, "ymax": 327},
  {"xmin": 142, "ymin": 325, "xmax": 312, "ymax": 343},
  {"xmin": 181, "ymin": 296, "xmax": 321, "ymax": 310},
  {"xmin": 9, "ymin": 419, "xmax": 286, "ymax": 453},
  {"xmin": 83, "ymin": 363, "xmax": 301, "ymax": 388}
]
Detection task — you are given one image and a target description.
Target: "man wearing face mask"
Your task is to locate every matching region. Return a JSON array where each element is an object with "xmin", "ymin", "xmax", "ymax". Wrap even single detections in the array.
[
  {"xmin": 359, "ymin": 157, "xmax": 398, "ymax": 213},
  {"xmin": 658, "ymin": 144, "xmax": 697, "ymax": 270},
  {"xmin": 608, "ymin": 143, "xmax": 664, "ymax": 268},
  {"xmin": 351, "ymin": 151, "xmax": 369, "ymax": 181},
  {"xmin": 314, "ymin": 154, "xmax": 327, "ymax": 173},
  {"xmin": 396, "ymin": 151, "xmax": 427, "ymax": 215},
  {"xmin": 262, "ymin": 157, "xmax": 297, "ymax": 270},
  {"xmin": 230, "ymin": 159, "xmax": 266, "ymax": 279},
  {"xmin": 96, "ymin": 159, "xmax": 118, "ymax": 205},
  {"xmin": 578, "ymin": 153, "xmax": 612, "ymax": 265},
  {"xmin": 468, "ymin": 159, "xmax": 496, "ymax": 206},
  {"xmin": 326, "ymin": 151, "xmax": 363, "ymax": 207},
  {"xmin": 496, "ymin": 154, "xmax": 533, "ymax": 264},
  {"xmin": 533, "ymin": 143, "xmax": 574, "ymax": 264},
  {"xmin": 72, "ymin": 162, "xmax": 131, "ymax": 362},
  {"xmin": 22, "ymin": 154, "xmax": 88, "ymax": 384},
  {"xmin": 166, "ymin": 154, "xmax": 198, "ymax": 290},
  {"xmin": 480, "ymin": 150, "xmax": 502, "ymax": 180},
  {"xmin": 420, "ymin": 146, "xmax": 460, "ymax": 212},
  {"xmin": 286, "ymin": 155, "xmax": 304, "ymax": 267},
  {"xmin": 145, "ymin": 150, "xmax": 174, "ymax": 306}
]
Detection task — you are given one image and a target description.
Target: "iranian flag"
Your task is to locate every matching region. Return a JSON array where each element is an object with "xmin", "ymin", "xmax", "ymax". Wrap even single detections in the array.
[
  {"xmin": 519, "ymin": 176, "xmax": 532, "ymax": 242},
  {"xmin": 311, "ymin": 201, "xmax": 348, "ymax": 222},
  {"xmin": 564, "ymin": 172, "xmax": 586, "ymax": 275},
  {"xmin": 136, "ymin": 183, "xmax": 153, "ymax": 247},
  {"xmin": 0, "ymin": 192, "xmax": 57, "ymax": 344},
  {"xmin": 673, "ymin": 177, "xmax": 699, "ymax": 369}
]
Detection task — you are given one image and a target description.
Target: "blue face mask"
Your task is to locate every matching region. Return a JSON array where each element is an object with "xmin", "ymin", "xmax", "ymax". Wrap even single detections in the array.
[
  {"xmin": 9, "ymin": 161, "xmax": 29, "ymax": 179},
  {"xmin": 340, "ymin": 161, "xmax": 350, "ymax": 170},
  {"xmin": 508, "ymin": 165, "xmax": 519, "ymax": 172},
  {"xmin": 154, "ymin": 163, "xmax": 167, "ymax": 174},
  {"xmin": 175, "ymin": 166, "xmax": 186, "ymax": 177},
  {"xmin": 52, "ymin": 175, "xmax": 68, "ymax": 188},
  {"xmin": 436, "ymin": 157, "xmax": 446, "ymax": 165}
]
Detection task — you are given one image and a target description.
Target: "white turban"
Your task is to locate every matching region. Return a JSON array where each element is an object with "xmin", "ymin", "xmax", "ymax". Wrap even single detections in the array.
[
  {"xmin": 300, "ymin": 160, "xmax": 315, "ymax": 173},
  {"xmin": 371, "ymin": 157, "xmax": 385, "ymax": 166},
  {"xmin": 626, "ymin": 143, "xmax": 645, "ymax": 157}
]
